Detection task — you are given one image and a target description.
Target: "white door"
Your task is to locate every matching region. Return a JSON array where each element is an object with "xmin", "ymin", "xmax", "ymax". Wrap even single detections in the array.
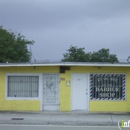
[
  {"xmin": 43, "ymin": 74, "xmax": 59, "ymax": 110},
  {"xmin": 71, "ymin": 74, "xmax": 88, "ymax": 111}
]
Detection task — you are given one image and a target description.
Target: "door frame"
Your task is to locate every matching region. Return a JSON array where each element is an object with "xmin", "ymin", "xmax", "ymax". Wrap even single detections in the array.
[
  {"xmin": 71, "ymin": 73, "xmax": 90, "ymax": 111},
  {"xmin": 42, "ymin": 73, "xmax": 60, "ymax": 111}
]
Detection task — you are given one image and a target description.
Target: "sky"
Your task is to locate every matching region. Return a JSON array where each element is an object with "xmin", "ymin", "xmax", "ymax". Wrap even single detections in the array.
[{"xmin": 0, "ymin": 0, "xmax": 130, "ymax": 62}]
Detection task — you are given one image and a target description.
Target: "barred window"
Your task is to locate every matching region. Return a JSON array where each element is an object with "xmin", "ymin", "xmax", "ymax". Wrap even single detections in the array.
[
  {"xmin": 7, "ymin": 76, "xmax": 39, "ymax": 98},
  {"xmin": 90, "ymin": 74, "xmax": 126, "ymax": 100}
]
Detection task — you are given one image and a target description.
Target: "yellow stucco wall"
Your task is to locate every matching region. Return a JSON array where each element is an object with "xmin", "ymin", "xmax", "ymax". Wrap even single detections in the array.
[
  {"xmin": 59, "ymin": 66, "xmax": 130, "ymax": 112},
  {"xmin": 0, "ymin": 66, "xmax": 130, "ymax": 112},
  {"xmin": 0, "ymin": 66, "xmax": 59, "ymax": 111},
  {"xmin": 59, "ymin": 70, "xmax": 71, "ymax": 111}
]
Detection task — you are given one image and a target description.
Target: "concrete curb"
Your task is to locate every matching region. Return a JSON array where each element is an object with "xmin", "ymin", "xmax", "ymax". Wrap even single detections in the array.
[
  {"xmin": 0, "ymin": 111, "xmax": 129, "ymax": 126},
  {"xmin": 0, "ymin": 121, "xmax": 117, "ymax": 126}
]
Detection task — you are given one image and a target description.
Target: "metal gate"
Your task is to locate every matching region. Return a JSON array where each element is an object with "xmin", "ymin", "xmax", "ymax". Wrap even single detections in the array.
[{"xmin": 43, "ymin": 74, "xmax": 59, "ymax": 110}]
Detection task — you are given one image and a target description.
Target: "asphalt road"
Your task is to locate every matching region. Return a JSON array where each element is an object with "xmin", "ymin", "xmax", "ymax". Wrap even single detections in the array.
[{"xmin": 0, "ymin": 124, "xmax": 129, "ymax": 130}]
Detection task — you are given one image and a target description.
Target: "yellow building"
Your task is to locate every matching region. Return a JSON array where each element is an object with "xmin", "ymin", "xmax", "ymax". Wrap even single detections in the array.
[{"xmin": 0, "ymin": 62, "xmax": 130, "ymax": 112}]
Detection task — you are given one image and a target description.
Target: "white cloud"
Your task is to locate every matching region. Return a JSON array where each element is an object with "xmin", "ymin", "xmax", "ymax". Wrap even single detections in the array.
[{"xmin": 0, "ymin": 0, "xmax": 130, "ymax": 61}]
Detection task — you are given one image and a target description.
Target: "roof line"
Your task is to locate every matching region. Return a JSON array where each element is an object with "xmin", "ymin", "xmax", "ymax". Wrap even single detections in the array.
[{"xmin": 0, "ymin": 62, "xmax": 130, "ymax": 67}]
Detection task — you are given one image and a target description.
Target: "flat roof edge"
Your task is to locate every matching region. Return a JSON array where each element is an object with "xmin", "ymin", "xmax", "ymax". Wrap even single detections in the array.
[{"xmin": 0, "ymin": 63, "xmax": 130, "ymax": 67}]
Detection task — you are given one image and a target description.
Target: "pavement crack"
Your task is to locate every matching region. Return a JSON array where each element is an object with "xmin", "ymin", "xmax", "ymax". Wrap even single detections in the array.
[
  {"xmin": 110, "ymin": 115, "xmax": 114, "ymax": 124},
  {"xmin": 48, "ymin": 115, "xmax": 53, "ymax": 124}
]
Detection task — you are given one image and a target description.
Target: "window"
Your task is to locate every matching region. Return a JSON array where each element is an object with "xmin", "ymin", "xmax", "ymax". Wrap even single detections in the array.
[
  {"xmin": 90, "ymin": 74, "xmax": 126, "ymax": 100},
  {"xmin": 7, "ymin": 76, "xmax": 39, "ymax": 98}
]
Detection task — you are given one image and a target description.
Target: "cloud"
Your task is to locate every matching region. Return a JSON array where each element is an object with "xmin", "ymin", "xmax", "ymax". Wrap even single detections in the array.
[{"xmin": 0, "ymin": 0, "xmax": 130, "ymax": 61}]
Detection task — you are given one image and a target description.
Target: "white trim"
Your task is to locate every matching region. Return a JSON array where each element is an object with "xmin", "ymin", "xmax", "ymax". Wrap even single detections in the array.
[
  {"xmin": 1, "ymin": 62, "xmax": 130, "ymax": 67},
  {"xmin": 39, "ymin": 74, "xmax": 43, "ymax": 111},
  {"xmin": 70, "ymin": 74, "xmax": 72, "ymax": 111},
  {"xmin": 6, "ymin": 73, "xmax": 42, "ymax": 102},
  {"xmin": 87, "ymin": 74, "xmax": 90, "ymax": 111}
]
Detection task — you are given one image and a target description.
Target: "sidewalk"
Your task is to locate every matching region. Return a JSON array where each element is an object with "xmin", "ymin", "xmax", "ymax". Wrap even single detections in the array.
[{"xmin": 0, "ymin": 111, "xmax": 129, "ymax": 126}]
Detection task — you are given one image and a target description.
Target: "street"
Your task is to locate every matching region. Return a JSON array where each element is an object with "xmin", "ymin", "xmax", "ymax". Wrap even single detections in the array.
[{"xmin": 0, "ymin": 124, "xmax": 129, "ymax": 130}]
